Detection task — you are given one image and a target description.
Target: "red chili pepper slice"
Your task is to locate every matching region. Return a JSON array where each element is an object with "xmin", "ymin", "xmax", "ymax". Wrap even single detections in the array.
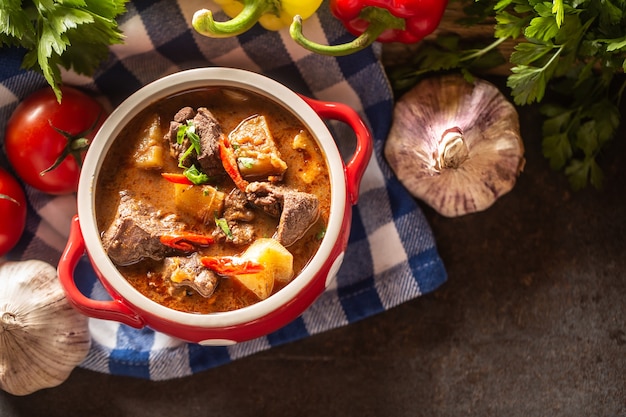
[
  {"xmin": 219, "ymin": 135, "xmax": 249, "ymax": 191},
  {"xmin": 160, "ymin": 232, "xmax": 214, "ymax": 251},
  {"xmin": 201, "ymin": 256, "xmax": 264, "ymax": 276},
  {"xmin": 161, "ymin": 173, "xmax": 194, "ymax": 185}
]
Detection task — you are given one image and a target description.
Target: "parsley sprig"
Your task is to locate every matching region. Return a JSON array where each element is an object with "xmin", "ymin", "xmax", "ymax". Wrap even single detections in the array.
[
  {"xmin": 0, "ymin": 0, "xmax": 128, "ymax": 102},
  {"xmin": 388, "ymin": 0, "xmax": 626, "ymax": 190},
  {"xmin": 176, "ymin": 121, "xmax": 210, "ymax": 185}
]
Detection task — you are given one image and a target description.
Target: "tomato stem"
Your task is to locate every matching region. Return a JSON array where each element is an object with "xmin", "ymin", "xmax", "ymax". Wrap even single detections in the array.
[{"xmin": 41, "ymin": 111, "xmax": 104, "ymax": 175}]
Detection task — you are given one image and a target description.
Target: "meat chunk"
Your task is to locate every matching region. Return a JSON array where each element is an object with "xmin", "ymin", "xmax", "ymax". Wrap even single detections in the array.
[
  {"xmin": 101, "ymin": 192, "xmax": 185, "ymax": 266},
  {"xmin": 224, "ymin": 223, "xmax": 256, "ymax": 245},
  {"xmin": 193, "ymin": 108, "xmax": 224, "ymax": 175},
  {"xmin": 245, "ymin": 182, "xmax": 282, "ymax": 217},
  {"xmin": 245, "ymin": 182, "xmax": 319, "ymax": 247},
  {"xmin": 165, "ymin": 107, "xmax": 224, "ymax": 177},
  {"xmin": 223, "ymin": 188, "xmax": 255, "ymax": 222},
  {"xmin": 213, "ymin": 188, "xmax": 256, "ymax": 245},
  {"xmin": 166, "ymin": 107, "xmax": 195, "ymax": 160},
  {"xmin": 174, "ymin": 106, "xmax": 195, "ymax": 122},
  {"xmin": 163, "ymin": 254, "xmax": 219, "ymax": 298},
  {"xmin": 278, "ymin": 190, "xmax": 320, "ymax": 246}
]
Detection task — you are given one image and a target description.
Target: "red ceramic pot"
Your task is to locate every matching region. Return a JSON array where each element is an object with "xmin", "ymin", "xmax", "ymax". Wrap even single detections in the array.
[{"xmin": 58, "ymin": 67, "xmax": 372, "ymax": 345}]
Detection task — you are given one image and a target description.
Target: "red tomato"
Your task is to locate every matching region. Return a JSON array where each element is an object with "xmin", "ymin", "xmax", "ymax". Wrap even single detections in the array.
[
  {"xmin": 0, "ymin": 167, "xmax": 27, "ymax": 256},
  {"xmin": 5, "ymin": 86, "xmax": 106, "ymax": 194}
]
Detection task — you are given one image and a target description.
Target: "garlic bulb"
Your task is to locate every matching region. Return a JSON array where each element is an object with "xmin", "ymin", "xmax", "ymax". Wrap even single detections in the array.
[
  {"xmin": 384, "ymin": 74, "xmax": 525, "ymax": 217},
  {"xmin": 0, "ymin": 260, "xmax": 91, "ymax": 396}
]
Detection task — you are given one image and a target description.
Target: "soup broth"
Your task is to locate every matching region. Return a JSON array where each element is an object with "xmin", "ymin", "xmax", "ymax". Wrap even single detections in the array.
[{"xmin": 96, "ymin": 87, "xmax": 331, "ymax": 313}]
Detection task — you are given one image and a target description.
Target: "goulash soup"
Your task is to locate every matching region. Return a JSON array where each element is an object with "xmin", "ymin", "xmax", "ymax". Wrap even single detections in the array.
[{"xmin": 95, "ymin": 87, "xmax": 330, "ymax": 314}]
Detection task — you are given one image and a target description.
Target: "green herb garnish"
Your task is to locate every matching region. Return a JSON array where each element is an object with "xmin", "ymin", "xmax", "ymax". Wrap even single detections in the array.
[
  {"xmin": 0, "ymin": 0, "xmax": 128, "ymax": 102},
  {"xmin": 215, "ymin": 216, "xmax": 233, "ymax": 239},
  {"xmin": 177, "ymin": 121, "xmax": 202, "ymax": 162},
  {"xmin": 182, "ymin": 164, "xmax": 209, "ymax": 185},
  {"xmin": 237, "ymin": 157, "xmax": 255, "ymax": 169},
  {"xmin": 175, "ymin": 121, "xmax": 210, "ymax": 184}
]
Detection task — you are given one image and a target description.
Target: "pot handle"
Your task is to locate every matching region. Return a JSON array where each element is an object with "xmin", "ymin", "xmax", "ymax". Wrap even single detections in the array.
[
  {"xmin": 58, "ymin": 215, "xmax": 145, "ymax": 328},
  {"xmin": 299, "ymin": 95, "xmax": 373, "ymax": 205}
]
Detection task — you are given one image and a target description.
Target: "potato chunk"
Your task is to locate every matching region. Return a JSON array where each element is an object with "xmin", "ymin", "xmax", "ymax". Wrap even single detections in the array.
[
  {"xmin": 174, "ymin": 184, "xmax": 225, "ymax": 224},
  {"xmin": 292, "ymin": 130, "xmax": 325, "ymax": 184},
  {"xmin": 234, "ymin": 238, "xmax": 294, "ymax": 300},
  {"xmin": 228, "ymin": 115, "xmax": 288, "ymax": 180},
  {"xmin": 133, "ymin": 114, "xmax": 164, "ymax": 169}
]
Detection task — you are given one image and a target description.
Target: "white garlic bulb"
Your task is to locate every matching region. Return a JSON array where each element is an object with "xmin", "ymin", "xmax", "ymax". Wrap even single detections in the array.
[
  {"xmin": 0, "ymin": 260, "xmax": 91, "ymax": 396},
  {"xmin": 385, "ymin": 74, "xmax": 525, "ymax": 217}
]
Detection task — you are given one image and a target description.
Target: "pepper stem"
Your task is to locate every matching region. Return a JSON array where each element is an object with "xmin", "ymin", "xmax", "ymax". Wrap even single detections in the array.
[
  {"xmin": 438, "ymin": 128, "xmax": 469, "ymax": 170},
  {"xmin": 290, "ymin": 7, "xmax": 405, "ymax": 57},
  {"xmin": 192, "ymin": 0, "xmax": 275, "ymax": 38}
]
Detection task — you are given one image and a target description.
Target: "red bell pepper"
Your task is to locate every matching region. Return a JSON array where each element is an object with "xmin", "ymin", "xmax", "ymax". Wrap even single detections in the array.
[{"xmin": 290, "ymin": 0, "xmax": 448, "ymax": 56}]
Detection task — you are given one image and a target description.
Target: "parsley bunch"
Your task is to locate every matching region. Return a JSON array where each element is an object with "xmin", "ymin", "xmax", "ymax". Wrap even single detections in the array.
[
  {"xmin": 0, "ymin": 0, "xmax": 128, "ymax": 102},
  {"xmin": 388, "ymin": 0, "xmax": 626, "ymax": 190}
]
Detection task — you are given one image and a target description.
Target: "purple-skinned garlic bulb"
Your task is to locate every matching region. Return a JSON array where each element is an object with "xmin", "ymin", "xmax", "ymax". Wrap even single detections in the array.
[{"xmin": 384, "ymin": 74, "xmax": 525, "ymax": 217}]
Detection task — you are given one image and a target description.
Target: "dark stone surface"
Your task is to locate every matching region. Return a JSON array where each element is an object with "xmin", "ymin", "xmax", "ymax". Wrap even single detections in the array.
[{"xmin": 1, "ymin": 87, "xmax": 624, "ymax": 417}]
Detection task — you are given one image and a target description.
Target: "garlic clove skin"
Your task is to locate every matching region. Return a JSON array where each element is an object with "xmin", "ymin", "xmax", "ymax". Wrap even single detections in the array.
[
  {"xmin": 384, "ymin": 74, "xmax": 525, "ymax": 217},
  {"xmin": 0, "ymin": 260, "xmax": 91, "ymax": 396}
]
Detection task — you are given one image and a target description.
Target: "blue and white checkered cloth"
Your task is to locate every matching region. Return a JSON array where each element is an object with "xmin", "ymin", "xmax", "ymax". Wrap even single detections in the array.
[{"xmin": 0, "ymin": 0, "xmax": 446, "ymax": 380}]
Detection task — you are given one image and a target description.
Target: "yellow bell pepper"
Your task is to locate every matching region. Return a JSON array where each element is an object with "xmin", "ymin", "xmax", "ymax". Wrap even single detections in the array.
[{"xmin": 193, "ymin": 0, "xmax": 323, "ymax": 38}]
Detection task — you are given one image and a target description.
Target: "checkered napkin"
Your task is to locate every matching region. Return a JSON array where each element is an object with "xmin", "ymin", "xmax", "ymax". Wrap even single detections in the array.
[{"xmin": 0, "ymin": 0, "xmax": 446, "ymax": 380}]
